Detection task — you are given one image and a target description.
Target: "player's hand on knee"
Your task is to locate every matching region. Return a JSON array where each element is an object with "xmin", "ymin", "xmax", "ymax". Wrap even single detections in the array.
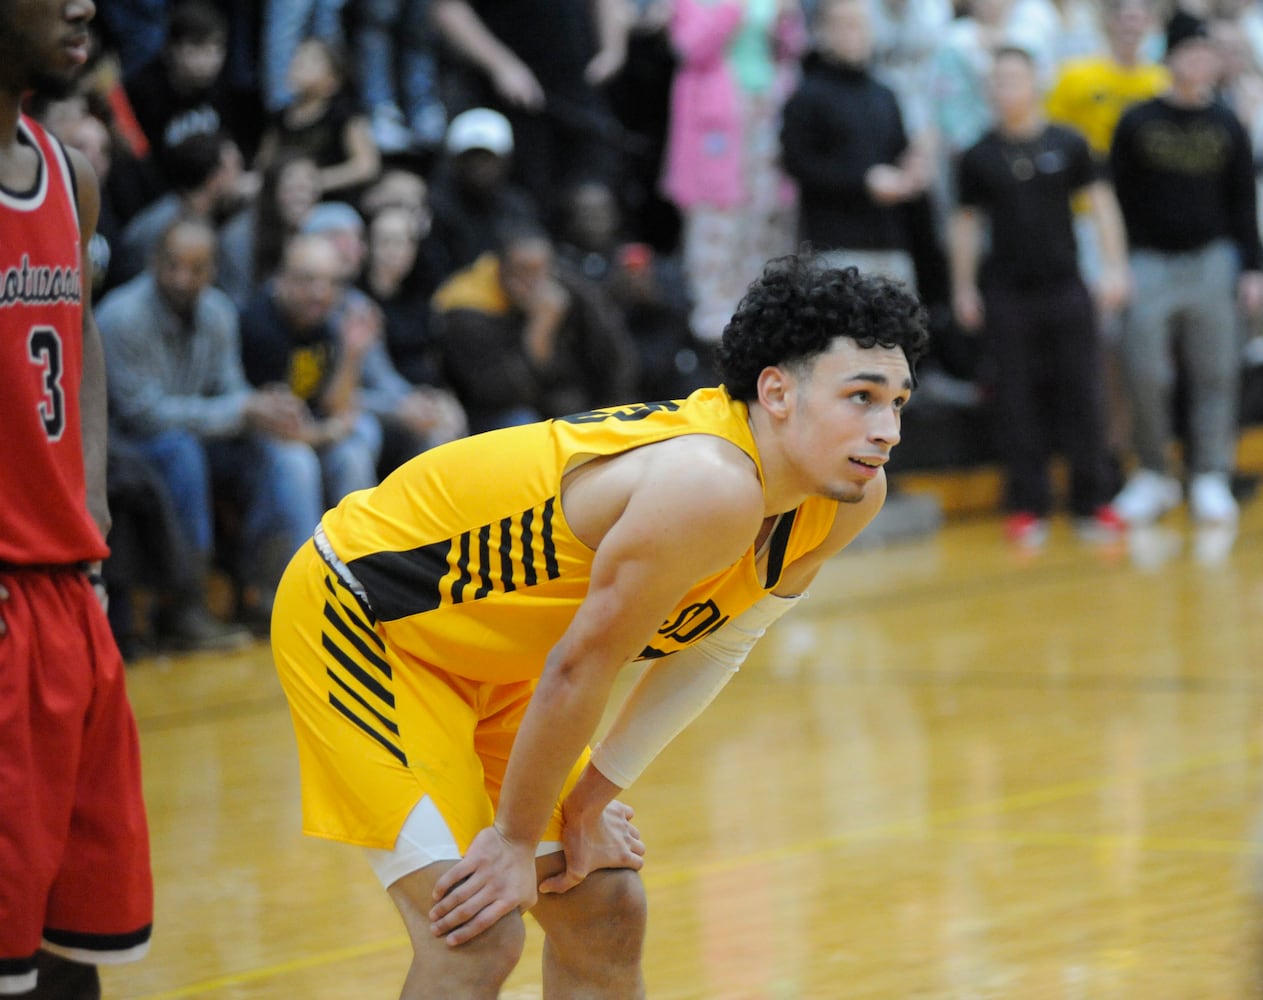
[
  {"xmin": 429, "ymin": 826, "xmax": 537, "ymax": 946},
  {"xmin": 539, "ymin": 799, "xmax": 646, "ymax": 895}
]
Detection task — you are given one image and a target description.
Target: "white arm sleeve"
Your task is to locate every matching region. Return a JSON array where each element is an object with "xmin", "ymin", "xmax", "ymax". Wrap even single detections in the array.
[{"xmin": 590, "ymin": 593, "xmax": 804, "ymax": 789}]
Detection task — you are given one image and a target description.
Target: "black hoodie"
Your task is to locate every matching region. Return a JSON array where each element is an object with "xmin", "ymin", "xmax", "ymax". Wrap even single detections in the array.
[{"xmin": 780, "ymin": 52, "xmax": 913, "ymax": 252}]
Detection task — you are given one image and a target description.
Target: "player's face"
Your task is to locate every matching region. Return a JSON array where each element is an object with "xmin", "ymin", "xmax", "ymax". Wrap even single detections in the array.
[
  {"xmin": 0, "ymin": 0, "xmax": 95, "ymax": 97},
  {"xmin": 782, "ymin": 339, "xmax": 912, "ymax": 505}
]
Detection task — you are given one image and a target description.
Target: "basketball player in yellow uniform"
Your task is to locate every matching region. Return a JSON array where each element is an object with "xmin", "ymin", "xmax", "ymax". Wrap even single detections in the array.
[{"xmin": 271, "ymin": 253, "xmax": 928, "ymax": 998}]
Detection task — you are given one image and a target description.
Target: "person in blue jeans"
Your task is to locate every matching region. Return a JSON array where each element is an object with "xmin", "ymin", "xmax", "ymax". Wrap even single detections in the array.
[
  {"xmin": 97, "ymin": 216, "xmax": 327, "ymax": 630},
  {"xmin": 237, "ymin": 230, "xmax": 386, "ymax": 504},
  {"xmin": 355, "ymin": 0, "xmax": 447, "ymax": 153},
  {"xmin": 262, "ymin": 0, "xmax": 347, "ymax": 112}
]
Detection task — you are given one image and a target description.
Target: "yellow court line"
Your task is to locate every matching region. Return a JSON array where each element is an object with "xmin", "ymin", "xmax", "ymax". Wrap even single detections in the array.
[
  {"xmin": 128, "ymin": 936, "xmax": 409, "ymax": 1000},
  {"xmin": 909, "ymin": 827, "xmax": 1263, "ymax": 856},
  {"xmin": 123, "ymin": 737, "xmax": 1263, "ymax": 999}
]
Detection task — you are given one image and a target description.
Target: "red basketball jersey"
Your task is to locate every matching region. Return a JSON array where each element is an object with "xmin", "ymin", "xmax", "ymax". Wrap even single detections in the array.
[{"xmin": 0, "ymin": 116, "xmax": 107, "ymax": 565}]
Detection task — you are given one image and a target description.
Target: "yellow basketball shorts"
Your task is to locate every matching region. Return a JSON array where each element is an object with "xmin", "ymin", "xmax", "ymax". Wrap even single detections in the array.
[{"xmin": 271, "ymin": 540, "xmax": 585, "ymax": 853}]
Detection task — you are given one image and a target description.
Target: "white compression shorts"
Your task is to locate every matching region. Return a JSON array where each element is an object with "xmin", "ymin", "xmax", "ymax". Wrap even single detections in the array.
[{"xmin": 364, "ymin": 796, "xmax": 563, "ymax": 889}]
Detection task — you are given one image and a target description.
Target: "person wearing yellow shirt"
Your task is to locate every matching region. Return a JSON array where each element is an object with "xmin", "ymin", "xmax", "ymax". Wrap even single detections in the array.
[{"xmin": 1046, "ymin": 0, "xmax": 1169, "ymax": 160}]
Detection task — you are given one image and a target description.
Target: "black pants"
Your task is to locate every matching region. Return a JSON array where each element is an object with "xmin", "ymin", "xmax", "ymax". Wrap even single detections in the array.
[
  {"xmin": 104, "ymin": 437, "xmax": 201, "ymax": 647},
  {"xmin": 981, "ymin": 278, "xmax": 1114, "ymax": 517}
]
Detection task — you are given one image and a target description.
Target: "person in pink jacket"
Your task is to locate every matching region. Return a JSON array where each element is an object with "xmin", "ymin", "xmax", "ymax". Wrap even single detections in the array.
[{"xmin": 663, "ymin": 0, "xmax": 807, "ymax": 346}]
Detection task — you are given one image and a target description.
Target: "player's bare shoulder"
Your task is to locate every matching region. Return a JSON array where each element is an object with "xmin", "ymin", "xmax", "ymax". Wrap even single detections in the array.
[{"xmin": 562, "ymin": 434, "xmax": 764, "ymax": 553}]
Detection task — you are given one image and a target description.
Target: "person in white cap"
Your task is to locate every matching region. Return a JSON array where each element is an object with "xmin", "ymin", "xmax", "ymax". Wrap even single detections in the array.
[{"xmin": 429, "ymin": 108, "xmax": 543, "ymax": 274}]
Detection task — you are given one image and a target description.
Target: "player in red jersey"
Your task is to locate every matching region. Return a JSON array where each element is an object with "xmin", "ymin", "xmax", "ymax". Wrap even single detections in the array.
[{"xmin": 0, "ymin": 1, "xmax": 154, "ymax": 997}]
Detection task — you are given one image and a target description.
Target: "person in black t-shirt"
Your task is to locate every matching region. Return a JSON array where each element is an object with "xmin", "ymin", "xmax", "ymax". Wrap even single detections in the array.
[
  {"xmin": 1108, "ymin": 10, "xmax": 1263, "ymax": 526},
  {"xmin": 951, "ymin": 46, "xmax": 1131, "ymax": 547},
  {"xmin": 254, "ymin": 36, "xmax": 381, "ymax": 202},
  {"xmin": 124, "ymin": 2, "xmax": 236, "ymax": 195}
]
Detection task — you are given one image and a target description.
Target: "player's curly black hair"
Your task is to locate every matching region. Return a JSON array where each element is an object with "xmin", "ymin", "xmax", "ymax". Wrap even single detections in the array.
[{"xmin": 716, "ymin": 253, "xmax": 930, "ymax": 401}]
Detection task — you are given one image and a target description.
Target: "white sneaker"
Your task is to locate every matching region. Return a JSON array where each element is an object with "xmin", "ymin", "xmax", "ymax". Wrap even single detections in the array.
[
  {"xmin": 371, "ymin": 104, "xmax": 414, "ymax": 154},
  {"xmin": 1188, "ymin": 473, "xmax": 1238, "ymax": 524},
  {"xmin": 1112, "ymin": 469, "xmax": 1182, "ymax": 525}
]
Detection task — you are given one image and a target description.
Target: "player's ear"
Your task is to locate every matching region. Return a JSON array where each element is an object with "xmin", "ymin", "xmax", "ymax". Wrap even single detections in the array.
[{"xmin": 755, "ymin": 365, "xmax": 793, "ymax": 420}]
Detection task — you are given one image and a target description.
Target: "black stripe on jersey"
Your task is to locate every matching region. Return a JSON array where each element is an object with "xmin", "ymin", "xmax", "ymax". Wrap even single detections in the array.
[
  {"xmin": 475, "ymin": 524, "xmax": 493, "ymax": 599},
  {"xmin": 521, "ymin": 507, "xmax": 536, "ymax": 586},
  {"xmin": 327, "ymin": 668, "xmax": 399, "ymax": 736},
  {"xmin": 542, "ymin": 496, "xmax": 559, "ymax": 579},
  {"xmin": 452, "ymin": 531, "xmax": 472, "ymax": 604},
  {"xmin": 349, "ymin": 539, "xmax": 452, "ymax": 620},
  {"xmin": 323, "ymin": 602, "xmax": 392, "ymax": 679},
  {"xmin": 323, "ymin": 574, "xmax": 381, "ymax": 638},
  {"xmin": 498, "ymin": 516, "xmax": 515, "ymax": 593},
  {"xmin": 329, "ymin": 693, "xmax": 407, "ymax": 765},
  {"xmin": 346, "ymin": 498, "xmax": 564, "ymax": 620},
  {"xmin": 322, "ymin": 632, "xmax": 395, "ymax": 708},
  {"xmin": 763, "ymin": 507, "xmax": 799, "ymax": 589}
]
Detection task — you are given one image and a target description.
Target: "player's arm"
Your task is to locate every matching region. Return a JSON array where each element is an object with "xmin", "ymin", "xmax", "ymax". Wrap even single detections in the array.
[
  {"xmin": 429, "ymin": 437, "xmax": 765, "ymax": 945},
  {"xmin": 68, "ymin": 146, "xmax": 111, "ymax": 545},
  {"xmin": 550, "ymin": 469, "xmax": 889, "ymax": 870}
]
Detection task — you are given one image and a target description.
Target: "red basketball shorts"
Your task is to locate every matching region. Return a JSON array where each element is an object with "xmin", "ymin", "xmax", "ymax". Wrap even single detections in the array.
[{"xmin": 0, "ymin": 567, "xmax": 153, "ymax": 995}]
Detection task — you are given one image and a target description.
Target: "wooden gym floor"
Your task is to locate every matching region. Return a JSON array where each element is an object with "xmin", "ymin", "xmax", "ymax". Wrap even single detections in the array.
[{"xmin": 100, "ymin": 474, "xmax": 1263, "ymax": 999}]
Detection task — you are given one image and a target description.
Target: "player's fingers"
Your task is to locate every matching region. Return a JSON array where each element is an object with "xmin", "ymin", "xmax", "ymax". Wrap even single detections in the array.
[
  {"xmin": 0, "ymin": 583, "xmax": 9, "ymax": 600},
  {"xmin": 442, "ymin": 897, "xmax": 521, "ymax": 947},
  {"xmin": 432, "ymin": 860, "xmax": 474, "ymax": 903},
  {"xmin": 0, "ymin": 613, "xmax": 7, "ymax": 637},
  {"xmin": 538, "ymin": 867, "xmax": 584, "ymax": 895},
  {"xmin": 430, "ymin": 882, "xmax": 496, "ymax": 935}
]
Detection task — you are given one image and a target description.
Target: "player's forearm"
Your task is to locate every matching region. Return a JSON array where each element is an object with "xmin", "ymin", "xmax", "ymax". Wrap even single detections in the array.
[
  {"xmin": 495, "ymin": 655, "xmax": 622, "ymax": 846},
  {"xmin": 563, "ymin": 763, "xmax": 624, "ymax": 823}
]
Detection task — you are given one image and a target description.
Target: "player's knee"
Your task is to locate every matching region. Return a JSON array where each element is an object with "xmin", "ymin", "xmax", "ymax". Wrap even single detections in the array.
[
  {"xmin": 558, "ymin": 869, "xmax": 647, "ymax": 966},
  {"xmin": 415, "ymin": 909, "xmax": 527, "ymax": 992}
]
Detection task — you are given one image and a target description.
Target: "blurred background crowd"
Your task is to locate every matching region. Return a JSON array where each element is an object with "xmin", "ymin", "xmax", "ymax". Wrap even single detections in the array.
[{"xmin": 31, "ymin": 0, "xmax": 1263, "ymax": 656}]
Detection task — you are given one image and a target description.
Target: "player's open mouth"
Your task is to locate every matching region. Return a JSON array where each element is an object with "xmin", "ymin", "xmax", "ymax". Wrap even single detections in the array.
[{"xmin": 851, "ymin": 457, "xmax": 884, "ymax": 468}]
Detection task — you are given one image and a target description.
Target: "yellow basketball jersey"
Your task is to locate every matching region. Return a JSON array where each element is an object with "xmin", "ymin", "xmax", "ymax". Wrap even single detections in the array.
[{"xmin": 320, "ymin": 387, "xmax": 839, "ymax": 683}]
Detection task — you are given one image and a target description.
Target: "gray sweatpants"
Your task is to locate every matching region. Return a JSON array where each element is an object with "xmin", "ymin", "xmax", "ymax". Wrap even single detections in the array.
[{"xmin": 1121, "ymin": 239, "xmax": 1243, "ymax": 476}]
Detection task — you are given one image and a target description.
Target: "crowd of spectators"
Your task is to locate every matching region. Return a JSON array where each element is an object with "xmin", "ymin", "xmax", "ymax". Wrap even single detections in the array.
[{"xmin": 30, "ymin": 0, "xmax": 1263, "ymax": 653}]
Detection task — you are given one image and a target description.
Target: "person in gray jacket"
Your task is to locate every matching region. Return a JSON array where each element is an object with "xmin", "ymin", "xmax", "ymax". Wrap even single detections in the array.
[{"xmin": 97, "ymin": 215, "xmax": 327, "ymax": 629}]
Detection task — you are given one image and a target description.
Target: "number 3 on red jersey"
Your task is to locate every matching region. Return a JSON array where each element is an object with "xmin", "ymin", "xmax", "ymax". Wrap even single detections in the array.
[{"xmin": 28, "ymin": 325, "xmax": 65, "ymax": 441}]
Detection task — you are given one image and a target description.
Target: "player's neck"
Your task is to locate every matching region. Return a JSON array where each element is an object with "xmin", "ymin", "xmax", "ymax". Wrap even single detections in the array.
[
  {"xmin": 747, "ymin": 407, "xmax": 811, "ymax": 517},
  {"xmin": 0, "ymin": 93, "xmax": 23, "ymax": 152}
]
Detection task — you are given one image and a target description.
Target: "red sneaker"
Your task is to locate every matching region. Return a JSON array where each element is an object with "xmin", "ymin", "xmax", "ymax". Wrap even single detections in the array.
[
  {"xmin": 1075, "ymin": 504, "xmax": 1126, "ymax": 543},
  {"xmin": 1005, "ymin": 512, "xmax": 1049, "ymax": 548}
]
